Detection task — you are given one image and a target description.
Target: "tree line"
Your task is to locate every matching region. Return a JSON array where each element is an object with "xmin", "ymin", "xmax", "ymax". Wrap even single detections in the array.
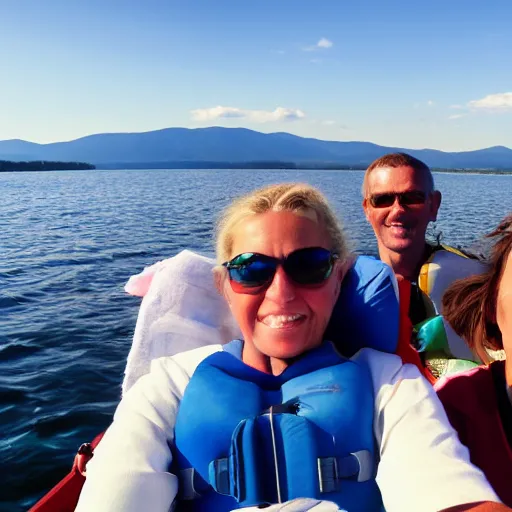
[{"xmin": 0, "ymin": 160, "xmax": 96, "ymax": 172}]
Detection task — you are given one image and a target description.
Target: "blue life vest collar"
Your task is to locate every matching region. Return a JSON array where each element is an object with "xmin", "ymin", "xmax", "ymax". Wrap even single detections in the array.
[{"xmin": 215, "ymin": 339, "xmax": 347, "ymax": 388}]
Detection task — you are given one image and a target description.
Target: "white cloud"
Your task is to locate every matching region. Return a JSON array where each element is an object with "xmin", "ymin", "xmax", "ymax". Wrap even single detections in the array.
[
  {"xmin": 317, "ymin": 38, "xmax": 333, "ymax": 49},
  {"xmin": 190, "ymin": 106, "xmax": 306, "ymax": 123},
  {"xmin": 322, "ymin": 120, "xmax": 337, "ymax": 126},
  {"xmin": 427, "ymin": 100, "xmax": 435, "ymax": 107},
  {"xmin": 190, "ymin": 106, "xmax": 246, "ymax": 121},
  {"xmin": 446, "ymin": 92, "xmax": 512, "ymax": 119},
  {"xmin": 303, "ymin": 38, "xmax": 333, "ymax": 51},
  {"xmin": 468, "ymin": 92, "xmax": 512, "ymax": 111}
]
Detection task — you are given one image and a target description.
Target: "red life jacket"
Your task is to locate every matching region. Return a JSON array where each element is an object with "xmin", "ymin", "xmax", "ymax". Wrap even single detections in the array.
[{"xmin": 396, "ymin": 277, "xmax": 436, "ymax": 384}]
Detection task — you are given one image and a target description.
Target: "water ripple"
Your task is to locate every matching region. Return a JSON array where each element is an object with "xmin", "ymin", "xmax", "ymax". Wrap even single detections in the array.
[{"xmin": 0, "ymin": 168, "xmax": 510, "ymax": 510}]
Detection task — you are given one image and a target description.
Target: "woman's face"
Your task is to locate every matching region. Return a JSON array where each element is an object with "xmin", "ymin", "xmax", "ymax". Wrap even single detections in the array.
[
  {"xmin": 497, "ymin": 251, "xmax": 512, "ymax": 360},
  {"xmin": 222, "ymin": 210, "xmax": 344, "ymax": 363}
]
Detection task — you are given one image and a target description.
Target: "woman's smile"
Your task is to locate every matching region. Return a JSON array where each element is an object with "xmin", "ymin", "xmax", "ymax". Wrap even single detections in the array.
[{"xmin": 258, "ymin": 313, "xmax": 306, "ymax": 329}]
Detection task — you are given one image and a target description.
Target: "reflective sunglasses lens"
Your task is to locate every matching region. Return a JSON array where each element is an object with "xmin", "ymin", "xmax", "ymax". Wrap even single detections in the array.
[
  {"xmin": 285, "ymin": 248, "xmax": 334, "ymax": 285},
  {"xmin": 370, "ymin": 193, "xmax": 395, "ymax": 208},
  {"xmin": 401, "ymin": 191, "xmax": 427, "ymax": 205},
  {"xmin": 227, "ymin": 253, "xmax": 276, "ymax": 288}
]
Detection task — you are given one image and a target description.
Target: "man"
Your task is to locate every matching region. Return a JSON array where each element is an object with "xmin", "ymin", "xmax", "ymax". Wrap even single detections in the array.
[
  {"xmin": 362, "ymin": 153, "xmax": 441, "ymax": 284},
  {"xmin": 362, "ymin": 153, "xmax": 489, "ymax": 374},
  {"xmin": 362, "ymin": 153, "xmax": 442, "ymax": 325}
]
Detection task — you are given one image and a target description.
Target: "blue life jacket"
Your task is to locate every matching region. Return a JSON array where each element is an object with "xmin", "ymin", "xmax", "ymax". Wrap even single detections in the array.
[
  {"xmin": 327, "ymin": 255, "xmax": 399, "ymax": 356},
  {"xmin": 173, "ymin": 341, "xmax": 381, "ymax": 511}
]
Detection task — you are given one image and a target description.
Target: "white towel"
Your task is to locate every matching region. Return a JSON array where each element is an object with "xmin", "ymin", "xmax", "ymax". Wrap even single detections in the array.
[{"xmin": 122, "ymin": 250, "xmax": 241, "ymax": 395}]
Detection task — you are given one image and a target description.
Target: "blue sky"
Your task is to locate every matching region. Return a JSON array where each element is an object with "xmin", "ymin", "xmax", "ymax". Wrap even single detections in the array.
[{"xmin": 1, "ymin": 0, "xmax": 511, "ymax": 151}]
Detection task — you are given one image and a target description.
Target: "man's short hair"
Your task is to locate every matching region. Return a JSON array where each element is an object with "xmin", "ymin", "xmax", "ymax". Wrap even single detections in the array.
[{"xmin": 362, "ymin": 153, "xmax": 435, "ymax": 197}]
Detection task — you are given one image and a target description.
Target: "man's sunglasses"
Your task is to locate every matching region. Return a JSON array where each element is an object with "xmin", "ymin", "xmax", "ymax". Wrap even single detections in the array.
[
  {"xmin": 222, "ymin": 246, "xmax": 339, "ymax": 293},
  {"xmin": 368, "ymin": 190, "xmax": 427, "ymax": 209}
]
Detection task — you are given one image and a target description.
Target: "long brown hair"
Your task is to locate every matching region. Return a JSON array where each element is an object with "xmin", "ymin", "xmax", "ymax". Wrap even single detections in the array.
[{"xmin": 442, "ymin": 214, "xmax": 512, "ymax": 356}]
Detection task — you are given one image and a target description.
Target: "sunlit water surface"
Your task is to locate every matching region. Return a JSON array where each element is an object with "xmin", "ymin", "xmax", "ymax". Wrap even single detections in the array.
[{"xmin": 1, "ymin": 169, "xmax": 510, "ymax": 510}]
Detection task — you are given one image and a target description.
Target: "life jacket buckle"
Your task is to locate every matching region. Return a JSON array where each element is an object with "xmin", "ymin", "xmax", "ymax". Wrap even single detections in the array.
[
  {"xmin": 317, "ymin": 457, "xmax": 339, "ymax": 493},
  {"xmin": 209, "ymin": 458, "xmax": 231, "ymax": 496},
  {"xmin": 317, "ymin": 450, "xmax": 374, "ymax": 493}
]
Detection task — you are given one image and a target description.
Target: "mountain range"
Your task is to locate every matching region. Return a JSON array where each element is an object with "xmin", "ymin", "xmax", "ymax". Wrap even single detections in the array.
[{"xmin": 1, "ymin": 127, "xmax": 511, "ymax": 169}]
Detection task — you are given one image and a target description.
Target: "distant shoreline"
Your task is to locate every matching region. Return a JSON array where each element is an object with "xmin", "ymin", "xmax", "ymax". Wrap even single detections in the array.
[
  {"xmin": 97, "ymin": 161, "xmax": 512, "ymax": 173},
  {"xmin": 1, "ymin": 160, "xmax": 511, "ymax": 174},
  {"xmin": 0, "ymin": 160, "xmax": 95, "ymax": 172},
  {"xmin": 431, "ymin": 168, "xmax": 512, "ymax": 175}
]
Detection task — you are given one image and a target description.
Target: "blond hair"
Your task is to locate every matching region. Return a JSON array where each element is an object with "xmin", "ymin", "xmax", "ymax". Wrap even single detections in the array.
[{"xmin": 216, "ymin": 183, "xmax": 349, "ymax": 264}]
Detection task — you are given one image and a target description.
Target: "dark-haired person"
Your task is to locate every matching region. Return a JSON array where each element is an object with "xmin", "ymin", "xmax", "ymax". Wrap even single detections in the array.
[
  {"xmin": 436, "ymin": 214, "xmax": 512, "ymax": 506},
  {"xmin": 361, "ymin": 152, "xmax": 488, "ymax": 377}
]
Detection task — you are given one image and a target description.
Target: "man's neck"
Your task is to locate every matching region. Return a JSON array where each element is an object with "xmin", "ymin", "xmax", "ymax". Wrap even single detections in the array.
[{"xmin": 379, "ymin": 243, "xmax": 430, "ymax": 281}]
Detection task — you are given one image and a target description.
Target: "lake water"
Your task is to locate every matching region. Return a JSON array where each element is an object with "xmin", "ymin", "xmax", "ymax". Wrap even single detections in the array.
[{"xmin": 1, "ymin": 168, "xmax": 511, "ymax": 510}]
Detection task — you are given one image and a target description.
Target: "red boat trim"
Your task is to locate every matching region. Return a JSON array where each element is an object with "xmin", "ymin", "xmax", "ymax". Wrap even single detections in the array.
[{"xmin": 29, "ymin": 432, "xmax": 105, "ymax": 512}]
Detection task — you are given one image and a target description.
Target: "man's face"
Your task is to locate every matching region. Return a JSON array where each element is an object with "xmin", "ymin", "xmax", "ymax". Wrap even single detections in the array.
[{"xmin": 362, "ymin": 165, "xmax": 441, "ymax": 255}]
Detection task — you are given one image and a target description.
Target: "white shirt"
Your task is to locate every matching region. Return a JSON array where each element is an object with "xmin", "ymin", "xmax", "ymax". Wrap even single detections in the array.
[{"xmin": 76, "ymin": 346, "xmax": 500, "ymax": 512}]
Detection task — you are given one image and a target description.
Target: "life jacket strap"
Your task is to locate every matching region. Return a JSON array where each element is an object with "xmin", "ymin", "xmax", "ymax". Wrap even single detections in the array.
[
  {"xmin": 178, "ymin": 450, "xmax": 373, "ymax": 501},
  {"xmin": 209, "ymin": 458, "xmax": 230, "ymax": 495},
  {"xmin": 178, "ymin": 468, "xmax": 211, "ymax": 500},
  {"xmin": 318, "ymin": 450, "xmax": 373, "ymax": 493}
]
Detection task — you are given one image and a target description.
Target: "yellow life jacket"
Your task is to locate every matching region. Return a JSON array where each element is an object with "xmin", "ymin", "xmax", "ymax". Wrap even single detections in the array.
[{"xmin": 415, "ymin": 244, "xmax": 489, "ymax": 376}]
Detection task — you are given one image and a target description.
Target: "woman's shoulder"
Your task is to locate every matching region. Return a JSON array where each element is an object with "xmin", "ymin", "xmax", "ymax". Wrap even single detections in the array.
[
  {"xmin": 350, "ymin": 347, "xmax": 402, "ymax": 366},
  {"xmin": 117, "ymin": 344, "xmax": 224, "ymax": 420},
  {"xmin": 349, "ymin": 347, "xmax": 425, "ymax": 389},
  {"xmin": 435, "ymin": 363, "xmax": 498, "ymax": 415},
  {"xmin": 152, "ymin": 344, "xmax": 224, "ymax": 379},
  {"xmin": 435, "ymin": 363, "xmax": 495, "ymax": 393},
  {"xmin": 350, "ymin": 347, "xmax": 420, "ymax": 370}
]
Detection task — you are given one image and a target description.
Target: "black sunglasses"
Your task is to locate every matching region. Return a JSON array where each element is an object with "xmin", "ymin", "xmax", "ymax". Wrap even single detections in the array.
[
  {"xmin": 222, "ymin": 246, "xmax": 339, "ymax": 293},
  {"xmin": 368, "ymin": 190, "xmax": 428, "ymax": 209}
]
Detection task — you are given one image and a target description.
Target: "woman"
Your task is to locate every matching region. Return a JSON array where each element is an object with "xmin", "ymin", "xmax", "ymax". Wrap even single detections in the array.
[
  {"xmin": 76, "ymin": 183, "xmax": 505, "ymax": 512},
  {"xmin": 437, "ymin": 214, "xmax": 512, "ymax": 506}
]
